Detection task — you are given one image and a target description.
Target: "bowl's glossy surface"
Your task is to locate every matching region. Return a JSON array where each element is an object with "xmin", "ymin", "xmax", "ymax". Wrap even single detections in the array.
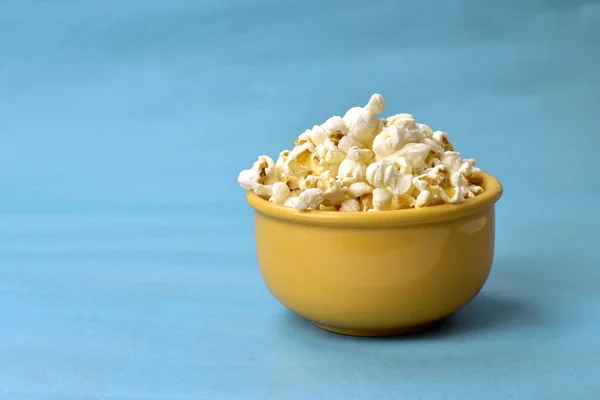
[{"xmin": 246, "ymin": 173, "xmax": 503, "ymax": 336}]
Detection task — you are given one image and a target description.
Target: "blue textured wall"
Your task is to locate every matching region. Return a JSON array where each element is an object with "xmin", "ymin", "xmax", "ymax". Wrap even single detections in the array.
[{"xmin": 1, "ymin": 1, "xmax": 599, "ymax": 399}]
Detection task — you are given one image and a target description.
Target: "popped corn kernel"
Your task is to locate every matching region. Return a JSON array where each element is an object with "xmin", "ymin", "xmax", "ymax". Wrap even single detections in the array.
[
  {"xmin": 269, "ymin": 182, "xmax": 291, "ymax": 204},
  {"xmin": 365, "ymin": 160, "xmax": 398, "ymax": 188},
  {"xmin": 337, "ymin": 157, "xmax": 367, "ymax": 186},
  {"xmin": 348, "ymin": 181, "xmax": 374, "ymax": 198},
  {"xmin": 372, "ymin": 188, "xmax": 396, "ymax": 211},
  {"xmin": 339, "ymin": 198, "xmax": 361, "ymax": 212},
  {"xmin": 294, "ymin": 188, "xmax": 324, "ymax": 210}
]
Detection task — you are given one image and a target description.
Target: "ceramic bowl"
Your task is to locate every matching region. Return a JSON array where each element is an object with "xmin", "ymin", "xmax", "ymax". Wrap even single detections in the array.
[{"xmin": 246, "ymin": 172, "xmax": 503, "ymax": 336}]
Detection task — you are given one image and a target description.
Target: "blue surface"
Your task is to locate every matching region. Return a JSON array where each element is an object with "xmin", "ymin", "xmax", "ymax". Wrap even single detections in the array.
[{"xmin": 1, "ymin": 1, "xmax": 600, "ymax": 399}]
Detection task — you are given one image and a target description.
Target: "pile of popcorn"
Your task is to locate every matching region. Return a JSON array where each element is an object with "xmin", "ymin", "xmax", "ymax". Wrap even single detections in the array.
[{"xmin": 238, "ymin": 94, "xmax": 484, "ymax": 212}]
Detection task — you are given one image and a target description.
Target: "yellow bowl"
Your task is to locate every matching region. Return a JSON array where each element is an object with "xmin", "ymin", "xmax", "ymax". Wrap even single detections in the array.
[{"xmin": 246, "ymin": 172, "xmax": 503, "ymax": 336}]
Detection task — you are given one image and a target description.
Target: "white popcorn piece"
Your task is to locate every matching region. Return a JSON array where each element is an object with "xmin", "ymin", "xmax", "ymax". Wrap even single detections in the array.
[
  {"xmin": 346, "ymin": 146, "xmax": 374, "ymax": 164},
  {"xmin": 386, "ymin": 113, "xmax": 414, "ymax": 126},
  {"xmin": 337, "ymin": 157, "xmax": 367, "ymax": 186},
  {"xmin": 417, "ymin": 123, "xmax": 433, "ymax": 138},
  {"xmin": 286, "ymin": 177, "xmax": 301, "ymax": 191},
  {"xmin": 438, "ymin": 171, "xmax": 463, "ymax": 204},
  {"xmin": 322, "ymin": 116, "xmax": 348, "ymax": 135},
  {"xmin": 322, "ymin": 178, "xmax": 348, "ymax": 206},
  {"xmin": 463, "ymin": 158, "xmax": 477, "ymax": 167},
  {"xmin": 391, "ymin": 173, "xmax": 413, "ymax": 196},
  {"xmin": 396, "ymin": 193, "xmax": 417, "ymax": 209},
  {"xmin": 360, "ymin": 193, "xmax": 374, "ymax": 211},
  {"xmin": 252, "ymin": 181, "xmax": 273, "ymax": 199},
  {"xmin": 415, "ymin": 190, "xmax": 431, "ymax": 208},
  {"xmin": 283, "ymin": 196, "xmax": 299, "ymax": 208},
  {"xmin": 467, "ymin": 184, "xmax": 484, "ymax": 198},
  {"xmin": 315, "ymin": 143, "xmax": 327, "ymax": 161},
  {"xmin": 294, "ymin": 130, "xmax": 311, "ymax": 146},
  {"xmin": 338, "ymin": 135, "xmax": 363, "ymax": 153},
  {"xmin": 372, "ymin": 125, "xmax": 404, "ymax": 158},
  {"xmin": 382, "ymin": 153, "xmax": 411, "ymax": 174},
  {"xmin": 424, "ymin": 155, "xmax": 442, "ymax": 169},
  {"xmin": 298, "ymin": 174, "xmax": 319, "ymax": 191},
  {"xmin": 372, "ymin": 188, "xmax": 396, "ymax": 211},
  {"xmin": 309, "ymin": 125, "xmax": 328, "ymax": 146},
  {"xmin": 425, "ymin": 165, "xmax": 448, "ymax": 185},
  {"xmin": 412, "ymin": 176, "xmax": 429, "ymax": 192},
  {"xmin": 269, "ymin": 182, "xmax": 291, "ymax": 204},
  {"xmin": 275, "ymin": 150, "xmax": 291, "ymax": 177},
  {"xmin": 365, "ymin": 160, "xmax": 399, "ymax": 188},
  {"xmin": 343, "ymin": 106, "xmax": 378, "ymax": 145},
  {"xmin": 348, "ymin": 181, "xmax": 374, "ymax": 198},
  {"xmin": 364, "ymin": 93, "xmax": 386, "ymax": 114},
  {"xmin": 238, "ymin": 168, "xmax": 257, "ymax": 190},
  {"xmin": 432, "ymin": 130, "xmax": 454, "ymax": 150},
  {"xmin": 323, "ymin": 139, "xmax": 347, "ymax": 164},
  {"xmin": 285, "ymin": 142, "xmax": 317, "ymax": 176},
  {"xmin": 295, "ymin": 188, "xmax": 324, "ymax": 210},
  {"xmin": 237, "ymin": 155, "xmax": 277, "ymax": 190},
  {"xmin": 386, "ymin": 113, "xmax": 423, "ymax": 143},
  {"xmin": 342, "ymin": 94, "xmax": 385, "ymax": 145},
  {"xmin": 339, "ymin": 198, "xmax": 361, "ymax": 212},
  {"xmin": 441, "ymin": 151, "xmax": 463, "ymax": 171},
  {"xmin": 394, "ymin": 143, "xmax": 431, "ymax": 169},
  {"xmin": 424, "ymin": 137, "xmax": 444, "ymax": 155}
]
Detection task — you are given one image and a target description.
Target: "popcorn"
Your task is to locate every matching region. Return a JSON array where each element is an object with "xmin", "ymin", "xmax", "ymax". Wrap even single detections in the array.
[
  {"xmin": 391, "ymin": 173, "xmax": 413, "ymax": 196},
  {"xmin": 372, "ymin": 188, "xmax": 396, "ymax": 211},
  {"xmin": 321, "ymin": 178, "xmax": 347, "ymax": 206},
  {"xmin": 348, "ymin": 182, "xmax": 373, "ymax": 198},
  {"xmin": 238, "ymin": 156, "xmax": 277, "ymax": 189},
  {"xmin": 395, "ymin": 143, "xmax": 430, "ymax": 169},
  {"xmin": 309, "ymin": 125, "xmax": 328, "ymax": 146},
  {"xmin": 343, "ymin": 94, "xmax": 385, "ymax": 145},
  {"xmin": 275, "ymin": 150, "xmax": 291, "ymax": 178},
  {"xmin": 441, "ymin": 151, "xmax": 463, "ymax": 171},
  {"xmin": 337, "ymin": 157, "xmax": 367, "ymax": 186},
  {"xmin": 386, "ymin": 114, "xmax": 423, "ymax": 144},
  {"xmin": 294, "ymin": 188, "xmax": 324, "ymax": 210},
  {"xmin": 418, "ymin": 123, "xmax": 434, "ymax": 138},
  {"xmin": 285, "ymin": 142, "xmax": 317, "ymax": 176},
  {"xmin": 322, "ymin": 139, "xmax": 346, "ymax": 164},
  {"xmin": 415, "ymin": 190, "xmax": 431, "ymax": 208},
  {"xmin": 432, "ymin": 131, "xmax": 454, "ymax": 151},
  {"xmin": 284, "ymin": 196, "xmax": 299, "ymax": 208},
  {"xmin": 372, "ymin": 125, "xmax": 403, "ymax": 158},
  {"xmin": 238, "ymin": 93, "xmax": 485, "ymax": 212},
  {"xmin": 298, "ymin": 174, "xmax": 319, "ymax": 191},
  {"xmin": 365, "ymin": 160, "xmax": 398, "ymax": 188},
  {"xmin": 252, "ymin": 181, "xmax": 273, "ymax": 199},
  {"xmin": 360, "ymin": 193, "xmax": 374, "ymax": 211},
  {"xmin": 269, "ymin": 182, "xmax": 291, "ymax": 204},
  {"xmin": 396, "ymin": 193, "xmax": 417, "ymax": 209},
  {"xmin": 322, "ymin": 116, "xmax": 348, "ymax": 136},
  {"xmin": 365, "ymin": 93, "xmax": 386, "ymax": 114},
  {"xmin": 238, "ymin": 156, "xmax": 279, "ymax": 199},
  {"xmin": 467, "ymin": 184, "xmax": 484, "ymax": 198},
  {"xmin": 340, "ymin": 198, "xmax": 361, "ymax": 212},
  {"xmin": 338, "ymin": 135, "xmax": 364, "ymax": 153},
  {"xmin": 346, "ymin": 146, "xmax": 374, "ymax": 164},
  {"xmin": 424, "ymin": 138, "xmax": 444, "ymax": 155}
]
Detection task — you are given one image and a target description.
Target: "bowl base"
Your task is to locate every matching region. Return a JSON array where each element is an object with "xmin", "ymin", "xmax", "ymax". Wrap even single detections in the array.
[{"xmin": 313, "ymin": 320, "xmax": 442, "ymax": 337}]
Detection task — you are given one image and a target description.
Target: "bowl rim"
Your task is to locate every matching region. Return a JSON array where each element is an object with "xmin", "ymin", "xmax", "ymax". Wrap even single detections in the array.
[{"xmin": 246, "ymin": 172, "xmax": 503, "ymax": 227}]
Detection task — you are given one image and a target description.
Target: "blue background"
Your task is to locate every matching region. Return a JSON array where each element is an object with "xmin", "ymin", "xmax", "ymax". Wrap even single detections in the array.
[{"xmin": 1, "ymin": 0, "xmax": 600, "ymax": 399}]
